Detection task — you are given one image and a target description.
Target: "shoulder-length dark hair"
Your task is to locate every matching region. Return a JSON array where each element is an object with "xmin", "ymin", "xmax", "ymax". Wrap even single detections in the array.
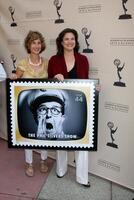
[
  {"xmin": 56, "ymin": 28, "xmax": 80, "ymax": 56},
  {"xmin": 24, "ymin": 30, "xmax": 46, "ymax": 54}
]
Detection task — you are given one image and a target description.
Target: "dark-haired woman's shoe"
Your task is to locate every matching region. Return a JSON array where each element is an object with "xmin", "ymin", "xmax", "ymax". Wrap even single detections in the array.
[
  {"xmin": 57, "ymin": 174, "xmax": 65, "ymax": 178},
  {"xmin": 82, "ymin": 181, "xmax": 91, "ymax": 187}
]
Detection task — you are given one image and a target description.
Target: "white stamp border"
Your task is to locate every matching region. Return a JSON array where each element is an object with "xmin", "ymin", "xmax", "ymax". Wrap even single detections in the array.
[{"xmin": 7, "ymin": 79, "xmax": 98, "ymax": 150}]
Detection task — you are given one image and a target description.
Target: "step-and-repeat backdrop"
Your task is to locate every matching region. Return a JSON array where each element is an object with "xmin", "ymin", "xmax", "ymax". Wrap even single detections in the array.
[{"xmin": 0, "ymin": 0, "xmax": 134, "ymax": 190}]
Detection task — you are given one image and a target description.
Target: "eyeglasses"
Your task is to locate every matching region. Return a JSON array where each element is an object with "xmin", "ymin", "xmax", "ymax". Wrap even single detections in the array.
[{"xmin": 37, "ymin": 106, "xmax": 62, "ymax": 116}]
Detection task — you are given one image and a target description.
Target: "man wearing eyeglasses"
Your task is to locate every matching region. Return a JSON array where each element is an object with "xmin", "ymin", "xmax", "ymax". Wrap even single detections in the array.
[{"xmin": 28, "ymin": 89, "xmax": 67, "ymax": 139}]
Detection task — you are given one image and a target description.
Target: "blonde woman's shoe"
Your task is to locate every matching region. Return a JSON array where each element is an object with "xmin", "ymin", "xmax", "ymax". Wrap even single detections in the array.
[
  {"xmin": 25, "ymin": 163, "xmax": 34, "ymax": 177},
  {"xmin": 40, "ymin": 160, "xmax": 48, "ymax": 173}
]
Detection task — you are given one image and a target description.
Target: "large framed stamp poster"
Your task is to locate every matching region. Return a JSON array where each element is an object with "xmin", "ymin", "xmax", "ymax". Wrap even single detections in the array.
[{"xmin": 7, "ymin": 79, "xmax": 99, "ymax": 150}]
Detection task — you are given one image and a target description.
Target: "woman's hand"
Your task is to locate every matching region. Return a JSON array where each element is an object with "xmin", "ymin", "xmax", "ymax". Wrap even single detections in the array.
[
  {"xmin": 95, "ymin": 84, "xmax": 101, "ymax": 92},
  {"xmin": 9, "ymin": 68, "xmax": 23, "ymax": 79},
  {"xmin": 54, "ymin": 74, "xmax": 64, "ymax": 81},
  {"xmin": 9, "ymin": 73, "xmax": 18, "ymax": 80}
]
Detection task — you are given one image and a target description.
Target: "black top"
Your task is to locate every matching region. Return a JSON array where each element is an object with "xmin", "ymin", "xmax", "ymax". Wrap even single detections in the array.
[{"xmin": 68, "ymin": 64, "xmax": 77, "ymax": 79}]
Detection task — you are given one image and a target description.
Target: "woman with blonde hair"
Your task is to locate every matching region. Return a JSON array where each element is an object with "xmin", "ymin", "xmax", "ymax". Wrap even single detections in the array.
[{"xmin": 12, "ymin": 30, "xmax": 48, "ymax": 177}]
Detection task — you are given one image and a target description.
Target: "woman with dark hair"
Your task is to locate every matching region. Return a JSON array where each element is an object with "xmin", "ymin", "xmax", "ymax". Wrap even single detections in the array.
[
  {"xmin": 56, "ymin": 28, "xmax": 80, "ymax": 55},
  {"xmin": 48, "ymin": 28, "xmax": 90, "ymax": 187},
  {"xmin": 11, "ymin": 30, "xmax": 48, "ymax": 177},
  {"xmin": 48, "ymin": 28, "xmax": 89, "ymax": 80}
]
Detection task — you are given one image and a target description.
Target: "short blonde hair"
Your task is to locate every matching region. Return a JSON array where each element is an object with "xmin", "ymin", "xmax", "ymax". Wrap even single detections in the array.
[{"xmin": 24, "ymin": 31, "xmax": 46, "ymax": 54}]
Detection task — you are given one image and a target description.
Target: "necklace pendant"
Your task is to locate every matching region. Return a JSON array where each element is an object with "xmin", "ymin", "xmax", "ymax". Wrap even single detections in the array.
[{"xmin": 28, "ymin": 57, "xmax": 42, "ymax": 67}]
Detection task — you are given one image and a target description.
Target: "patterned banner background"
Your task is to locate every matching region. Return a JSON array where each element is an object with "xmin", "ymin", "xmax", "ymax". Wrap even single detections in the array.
[{"xmin": 0, "ymin": 0, "xmax": 134, "ymax": 190}]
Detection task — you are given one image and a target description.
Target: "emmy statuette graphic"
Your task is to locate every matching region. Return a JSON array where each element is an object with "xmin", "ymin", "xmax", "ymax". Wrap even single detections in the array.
[
  {"xmin": 113, "ymin": 59, "xmax": 126, "ymax": 87},
  {"xmin": 9, "ymin": 6, "xmax": 17, "ymax": 27},
  {"xmin": 81, "ymin": 27, "xmax": 93, "ymax": 53},
  {"xmin": 54, "ymin": 0, "xmax": 64, "ymax": 23},
  {"xmin": 107, "ymin": 122, "xmax": 118, "ymax": 148},
  {"xmin": 0, "ymin": 60, "xmax": 7, "ymax": 81},
  {"xmin": 119, "ymin": 0, "xmax": 132, "ymax": 19},
  {"xmin": 11, "ymin": 54, "xmax": 17, "ymax": 73}
]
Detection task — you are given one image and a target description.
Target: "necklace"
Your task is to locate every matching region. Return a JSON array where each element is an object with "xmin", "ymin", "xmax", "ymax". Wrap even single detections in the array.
[{"xmin": 28, "ymin": 56, "xmax": 42, "ymax": 67}]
